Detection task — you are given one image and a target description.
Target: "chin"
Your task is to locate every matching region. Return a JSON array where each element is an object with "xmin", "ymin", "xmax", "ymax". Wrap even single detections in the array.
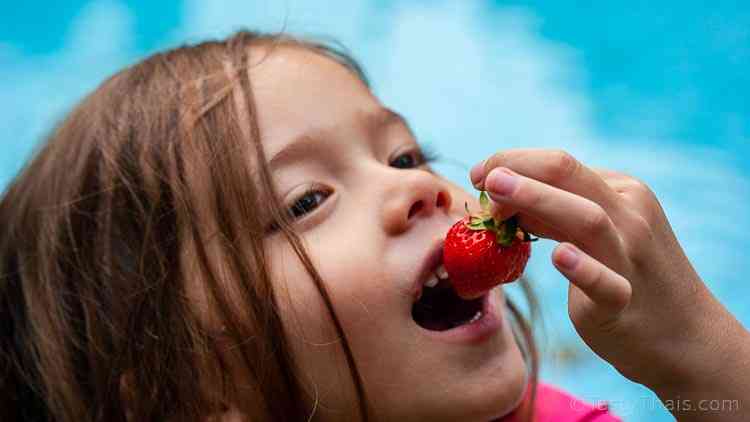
[
  {"xmin": 439, "ymin": 294, "xmax": 531, "ymax": 421},
  {"xmin": 466, "ymin": 335, "xmax": 529, "ymax": 421}
]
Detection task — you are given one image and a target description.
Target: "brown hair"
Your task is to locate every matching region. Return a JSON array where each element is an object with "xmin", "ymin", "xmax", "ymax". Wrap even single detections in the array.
[{"xmin": 0, "ymin": 30, "xmax": 538, "ymax": 421}]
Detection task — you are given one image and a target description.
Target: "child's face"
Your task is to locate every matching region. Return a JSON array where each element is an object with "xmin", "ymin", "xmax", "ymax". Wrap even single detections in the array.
[{"xmin": 249, "ymin": 47, "xmax": 527, "ymax": 421}]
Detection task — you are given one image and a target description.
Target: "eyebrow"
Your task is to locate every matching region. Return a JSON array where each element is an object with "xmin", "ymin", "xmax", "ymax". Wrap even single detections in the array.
[{"xmin": 267, "ymin": 107, "xmax": 410, "ymax": 171}]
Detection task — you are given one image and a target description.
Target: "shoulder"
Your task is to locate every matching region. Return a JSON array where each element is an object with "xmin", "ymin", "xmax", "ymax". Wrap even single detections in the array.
[{"xmin": 532, "ymin": 383, "xmax": 622, "ymax": 422}]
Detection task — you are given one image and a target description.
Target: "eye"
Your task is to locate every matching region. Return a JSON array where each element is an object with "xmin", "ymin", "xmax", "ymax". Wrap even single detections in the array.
[
  {"xmin": 266, "ymin": 186, "xmax": 332, "ymax": 234},
  {"xmin": 389, "ymin": 144, "xmax": 440, "ymax": 169},
  {"xmin": 287, "ymin": 186, "xmax": 331, "ymax": 220}
]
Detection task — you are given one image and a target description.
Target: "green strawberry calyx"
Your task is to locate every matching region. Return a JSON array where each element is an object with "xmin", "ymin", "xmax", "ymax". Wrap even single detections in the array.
[{"xmin": 463, "ymin": 191, "xmax": 538, "ymax": 247}]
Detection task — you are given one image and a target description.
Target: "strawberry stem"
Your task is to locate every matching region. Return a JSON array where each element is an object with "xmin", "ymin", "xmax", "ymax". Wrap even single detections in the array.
[
  {"xmin": 479, "ymin": 191, "xmax": 491, "ymax": 213},
  {"xmin": 463, "ymin": 191, "xmax": 536, "ymax": 246}
]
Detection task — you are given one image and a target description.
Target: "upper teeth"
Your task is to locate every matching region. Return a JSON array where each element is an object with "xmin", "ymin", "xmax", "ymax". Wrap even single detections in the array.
[
  {"xmin": 425, "ymin": 263, "xmax": 448, "ymax": 288},
  {"xmin": 436, "ymin": 263, "xmax": 448, "ymax": 280}
]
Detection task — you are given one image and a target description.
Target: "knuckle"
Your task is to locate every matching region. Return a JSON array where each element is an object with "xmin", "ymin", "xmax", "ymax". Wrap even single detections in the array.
[
  {"xmin": 624, "ymin": 176, "xmax": 657, "ymax": 202},
  {"xmin": 581, "ymin": 205, "xmax": 611, "ymax": 235},
  {"xmin": 614, "ymin": 170, "xmax": 635, "ymax": 180},
  {"xmin": 630, "ymin": 214, "xmax": 654, "ymax": 241},
  {"xmin": 622, "ymin": 179, "xmax": 664, "ymax": 226},
  {"xmin": 485, "ymin": 151, "xmax": 509, "ymax": 171},
  {"xmin": 624, "ymin": 214, "xmax": 655, "ymax": 255},
  {"xmin": 597, "ymin": 167, "xmax": 624, "ymax": 178},
  {"xmin": 631, "ymin": 178, "xmax": 655, "ymax": 197},
  {"xmin": 546, "ymin": 150, "xmax": 579, "ymax": 183}
]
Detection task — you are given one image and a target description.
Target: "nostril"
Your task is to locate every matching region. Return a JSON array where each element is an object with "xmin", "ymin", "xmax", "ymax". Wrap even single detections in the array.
[
  {"xmin": 408, "ymin": 200, "xmax": 424, "ymax": 219},
  {"xmin": 436, "ymin": 191, "xmax": 447, "ymax": 208}
]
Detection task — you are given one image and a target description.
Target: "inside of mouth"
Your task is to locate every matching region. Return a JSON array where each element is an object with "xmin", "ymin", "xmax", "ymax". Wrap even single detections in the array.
[{"xmin": 411, "ymin": 278, "xmax": 484, "ymax": 331}]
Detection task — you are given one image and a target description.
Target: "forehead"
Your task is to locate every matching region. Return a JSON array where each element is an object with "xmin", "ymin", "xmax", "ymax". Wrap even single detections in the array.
[{"xmin": 247, "ymin": 46, "xmax": 380, "ymax": 154}]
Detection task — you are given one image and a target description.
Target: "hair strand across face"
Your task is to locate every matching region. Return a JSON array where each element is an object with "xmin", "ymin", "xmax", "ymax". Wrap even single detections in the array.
[{"xmin": 0, "ymin": 29, "xmax": 538, "ymax": 422}]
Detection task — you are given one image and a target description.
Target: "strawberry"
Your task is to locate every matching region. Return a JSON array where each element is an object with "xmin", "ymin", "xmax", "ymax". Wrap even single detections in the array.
[{"xmin": 443, "ymin": 191, "xmax": 535, "ymax": 300}]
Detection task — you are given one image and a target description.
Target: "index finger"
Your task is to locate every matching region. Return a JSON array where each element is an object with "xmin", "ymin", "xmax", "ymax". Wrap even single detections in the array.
[
  {"xmin": 484, "ymin": 166, "xmax": 627, "ymax": 271},
  {"xmin": 471, "ymin": 149, "xmax": 622, "ymax": 218}
]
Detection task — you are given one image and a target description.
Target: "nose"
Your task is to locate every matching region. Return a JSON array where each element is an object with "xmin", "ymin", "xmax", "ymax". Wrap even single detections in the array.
[{"xmin": 380, "ymin": 170, "xmax": 453, "ymax": 235}]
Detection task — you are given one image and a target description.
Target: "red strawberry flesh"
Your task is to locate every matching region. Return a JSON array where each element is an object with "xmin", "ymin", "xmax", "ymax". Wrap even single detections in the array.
[{"xmin": 443, "ymin": 193, "xmax": 533, "ymax": 300}]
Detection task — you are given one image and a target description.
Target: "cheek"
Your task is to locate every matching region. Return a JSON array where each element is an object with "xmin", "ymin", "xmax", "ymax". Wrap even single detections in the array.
[
  {"xmin": 267, "ymin": 243, "xmax": 367, "ymax": 417},
  {"xmin": 270, "ymin": 242, "xmax": 395, "ymax": 364}
]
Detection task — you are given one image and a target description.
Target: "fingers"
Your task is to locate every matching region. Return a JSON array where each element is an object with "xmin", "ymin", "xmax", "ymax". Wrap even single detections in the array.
[
  {"xmin": 471, "ymin": 149, "xmax": 621, "ymax": 215},
  {"xmin": 593, "ymin": 168, "xmax": 661, "ymax": 226},
  {"xmin": 488, "ymin": 197, "xmax": 567, "ymax": 239},
  {"xmin": 483, "ymin": 166, "xmax": 626, "ymax": 268},
  {"xmin": 591, "ymin": 167, "xmax": 630, "ymax": 180},
  {"xmin": 488, "ymin": 200, "xmax": 518, "ymax": 222},
  {"xmin": 592, "ymin": 168, "xmax": 635, "ymax": 194},
  {"xmin": 552, "ymin": 242, "xmax": 631, "ymax": 314}
]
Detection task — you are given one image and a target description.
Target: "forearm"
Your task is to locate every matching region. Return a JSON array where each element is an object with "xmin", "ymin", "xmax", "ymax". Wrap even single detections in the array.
[{"xmin": 648, "ymin": 300, "xmax": 750, "ymax": 421}]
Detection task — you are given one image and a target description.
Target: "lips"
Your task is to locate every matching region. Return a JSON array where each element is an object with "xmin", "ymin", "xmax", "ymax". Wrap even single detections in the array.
[{"xmin": 407, "ymin": 224, "xmax": 504, "ymax": 343}]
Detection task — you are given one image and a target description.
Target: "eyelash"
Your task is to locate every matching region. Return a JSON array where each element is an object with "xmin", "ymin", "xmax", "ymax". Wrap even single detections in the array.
[{"xmin": 277, "ymin": 145, "xmax": 440, "ymax": 227}]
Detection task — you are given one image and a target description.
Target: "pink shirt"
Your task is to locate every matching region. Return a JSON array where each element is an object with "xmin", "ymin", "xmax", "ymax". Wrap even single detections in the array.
[{"xmin": 498, "ymin": 382, "xmax": 622, "ymax": 422}]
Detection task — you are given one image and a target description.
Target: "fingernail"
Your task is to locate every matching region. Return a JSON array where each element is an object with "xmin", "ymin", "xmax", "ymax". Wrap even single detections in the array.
[
  {"xmin": 485, "ymin": 168, "xmax": 517, "ymax": 197},
  {"xmin": 556, "ymin": 245, "xmax": 579, "ymax": 270},
  {"xmin": 470, "ymin": 159, "xmax": 487, "ymax": 188}
]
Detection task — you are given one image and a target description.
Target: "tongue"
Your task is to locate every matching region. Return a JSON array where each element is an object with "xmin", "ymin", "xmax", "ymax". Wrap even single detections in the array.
[{"xmin": 412, "ymin": 281, "xmax": 483, "ymax": 331}]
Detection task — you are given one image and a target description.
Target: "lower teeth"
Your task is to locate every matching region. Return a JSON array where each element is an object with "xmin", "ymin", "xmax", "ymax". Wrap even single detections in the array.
[{"xmin": 468, "ymin": 310, "xmax": 483, "ymax": 324}]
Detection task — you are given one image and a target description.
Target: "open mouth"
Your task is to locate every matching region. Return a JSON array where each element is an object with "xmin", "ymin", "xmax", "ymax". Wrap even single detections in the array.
[{"xmin": 411, "ymin": 275, "xmax": 485, "ymax": 331}]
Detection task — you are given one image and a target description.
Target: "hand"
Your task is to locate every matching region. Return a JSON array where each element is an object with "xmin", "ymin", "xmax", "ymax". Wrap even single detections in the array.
[{"xmin": 469, "ymin": 149, "xmax": 750, "ymax": 405}]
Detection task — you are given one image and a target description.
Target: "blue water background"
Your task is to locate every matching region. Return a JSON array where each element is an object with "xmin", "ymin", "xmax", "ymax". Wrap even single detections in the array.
[{"xmin": 3, "ymin": 1, "xmax": 749, "ymax": 420}]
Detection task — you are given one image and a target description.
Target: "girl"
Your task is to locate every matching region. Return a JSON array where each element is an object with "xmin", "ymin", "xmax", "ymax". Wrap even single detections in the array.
[{"xmin": 1, "ymin": 30, "xmax": 747, "ymax": 422}]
